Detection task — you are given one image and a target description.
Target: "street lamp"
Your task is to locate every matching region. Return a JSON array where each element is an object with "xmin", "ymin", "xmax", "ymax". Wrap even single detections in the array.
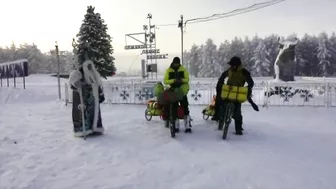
[{"xmin": 55, "ymin": 41, "xmax": 61, "ymax": 99}]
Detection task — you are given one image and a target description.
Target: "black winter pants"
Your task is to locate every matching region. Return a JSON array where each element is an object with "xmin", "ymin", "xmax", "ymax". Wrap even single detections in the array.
[{"xmin": 180, "ymin": 95, "xmax": 190, "ymax": 116}]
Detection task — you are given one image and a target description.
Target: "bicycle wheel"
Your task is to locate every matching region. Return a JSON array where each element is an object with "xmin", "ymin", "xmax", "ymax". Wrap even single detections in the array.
[
  {"xmin": 218, "ymin": 104, "xmax": 225, "ymax": 130},
  {"xmin": 222, "ymin": 102, "xmax": 234, "ymax": 140},
  {"xmin": 169, "ymin": 103, "xmax": 176, "ymax": 138},
  {"xmin": 145, "ymin": 109, "xmax": 152, "ymax": 121},
  {"xmin": 203, "ymin": 113, "xmax": 210, "ymax": 120}
]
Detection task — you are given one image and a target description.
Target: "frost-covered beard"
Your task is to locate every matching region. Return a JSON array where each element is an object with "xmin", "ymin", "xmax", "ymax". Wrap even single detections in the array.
[
  {"xmin": 82, "ymin": 60, "xmax": 102, "ymax": 87},
  {"xmin": 82, "ymin": 60, "xmax": 103, "ymax": 132}
]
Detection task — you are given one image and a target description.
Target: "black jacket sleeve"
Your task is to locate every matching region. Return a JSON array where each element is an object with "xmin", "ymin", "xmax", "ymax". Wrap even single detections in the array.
[
  {"xmin": 242, "ymin": 69, "xmax": 254, "ymax": 96},
  {"xmin": 216, "ymin": 70, "xmax": 229, "ymax": 93}
]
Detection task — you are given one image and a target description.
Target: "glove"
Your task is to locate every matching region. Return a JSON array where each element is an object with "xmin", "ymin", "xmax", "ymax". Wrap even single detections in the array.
[
  {"xmin": 247, "ymin": 88, "xmax": 252, "ymax": 98},
  {"xmin": 99, "ymin": 95, "xmax": 105, "ymax": 103},
  {"xmin": 174, "ymin": 79, "xmax": 182, "ymax": 84}
]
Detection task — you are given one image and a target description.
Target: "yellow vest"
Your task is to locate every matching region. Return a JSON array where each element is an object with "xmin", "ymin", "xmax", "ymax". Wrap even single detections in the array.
[{"xmin": 227, "ymin": 66, "xmax": 246, "ymax": 87}]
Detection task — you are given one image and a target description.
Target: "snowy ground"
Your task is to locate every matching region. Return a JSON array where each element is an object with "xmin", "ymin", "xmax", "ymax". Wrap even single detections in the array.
[
  {"xmin": 1, "ymin": 75, "xmax": 336, "ymax": 188},
  {"xmin": 1, "ymin": 100, "xmax": 336, "ymax": 189}
]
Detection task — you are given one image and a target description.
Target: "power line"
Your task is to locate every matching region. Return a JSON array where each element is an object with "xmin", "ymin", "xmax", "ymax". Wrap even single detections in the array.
[
  {"xmin": 186, "ymin": 0, "xmax": 285, "ymax": 25},
  {"xmin": 155, "ymin": 0, "xmax": 285, "ymax": 27}
]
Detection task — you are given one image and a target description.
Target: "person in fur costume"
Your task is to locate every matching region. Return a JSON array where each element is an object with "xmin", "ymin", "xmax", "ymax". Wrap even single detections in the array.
[{"xmin": 69, "ymin": 58, "xmax": 105, "ymax": 137}]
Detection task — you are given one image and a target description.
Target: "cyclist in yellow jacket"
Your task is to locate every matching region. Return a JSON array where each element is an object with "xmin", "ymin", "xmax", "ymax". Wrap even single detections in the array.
[
  {"xmin": 213, "ymin": 56, "xmax": 255, "ymax": 135},
  {"xmin": 163, "ymin": 57, "xmax": 192, "ymax": 133}
]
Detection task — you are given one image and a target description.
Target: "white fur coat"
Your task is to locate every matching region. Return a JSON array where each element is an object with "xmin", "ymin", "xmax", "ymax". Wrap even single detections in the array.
[{"xmin": 68, "ymin": 60, "xmax": 103, "ymax": 132}]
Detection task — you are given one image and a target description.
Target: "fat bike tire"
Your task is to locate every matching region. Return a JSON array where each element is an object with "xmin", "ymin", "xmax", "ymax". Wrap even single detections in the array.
[
  {"xmin": 170, "ymin": 120, "xmax": 176, "ymax": 138},
  {"xmin": 222, "ymin": 103, "xmax": 233, "ymax": 140}
]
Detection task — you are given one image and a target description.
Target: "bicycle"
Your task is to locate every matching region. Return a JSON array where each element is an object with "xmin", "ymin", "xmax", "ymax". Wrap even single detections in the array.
[
  {"xmin": 218, "ymin": 84, "xmax": 248, "ymax": 140},
  {"xmin": 218, "ymin": 100, "xmax": 235, "ymax": 140},
  {"xmin": 160, "ymin": 88, "xmax": 184, "ymax": 138},
  {"xmin": 165, "ymin": 101, "xmax": 178, "ymax": 138}
]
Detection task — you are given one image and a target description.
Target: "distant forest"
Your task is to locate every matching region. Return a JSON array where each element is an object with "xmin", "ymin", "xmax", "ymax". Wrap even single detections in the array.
[
  {"xmin": 1, "ymin": 32, "xmax": 336, "ymax": 77},
  {"xmin": 183, "ymin": 32, "xmax": 336, "ymax": 77},
  {"xmin": 0, "ymin": 43, "xmax": 74, "ymax": 74}
]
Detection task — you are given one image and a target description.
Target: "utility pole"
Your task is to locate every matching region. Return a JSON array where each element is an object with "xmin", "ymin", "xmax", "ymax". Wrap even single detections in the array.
[
  {"xmin": 124, "ymin": 13, "xmax": 167, "ymax": 80},
  {"xmin": 147, "ymin": 13, "xmax": 153, "ymax": 79},
  {"xmin": 178, "ymin": 15, "xmax": 184, "ymax": 66},
  {"xmin": 55, "ymin": 41, "xmax": 61, "ymax": 99}
]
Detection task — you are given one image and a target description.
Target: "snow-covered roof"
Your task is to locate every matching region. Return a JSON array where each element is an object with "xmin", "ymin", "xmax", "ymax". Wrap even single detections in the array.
[{"xmin": 0, "ymin": 59, "xmax": 28, "ymax": 67}]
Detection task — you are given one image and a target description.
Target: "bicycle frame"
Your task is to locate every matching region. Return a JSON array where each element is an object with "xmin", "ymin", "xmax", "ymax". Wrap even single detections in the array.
[
  {"xmin": 165, "ymin": 101, "xmax": 178, "ymax": 138},
  {"xmin": 218, "ymin": 100, "xmax": 235, "ymax": 140}
]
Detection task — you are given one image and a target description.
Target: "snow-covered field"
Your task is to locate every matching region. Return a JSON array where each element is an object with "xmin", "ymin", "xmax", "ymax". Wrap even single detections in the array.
[{"xmin": 1, "ymin": 74, "xmax": 336, "ymax": 189}]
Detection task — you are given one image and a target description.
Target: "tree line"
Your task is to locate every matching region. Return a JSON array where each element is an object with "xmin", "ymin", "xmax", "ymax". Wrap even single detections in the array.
[
  {"xmin": 183, "ymin": 32, "xmax": 336, "ymax": 77},
  {"xmin": 0, "ymin": 43, "xmax": 75, "ymax": 74},
  {"xmin": 2, "ymin": 31, "xmax": 336, "ymax": 78}
]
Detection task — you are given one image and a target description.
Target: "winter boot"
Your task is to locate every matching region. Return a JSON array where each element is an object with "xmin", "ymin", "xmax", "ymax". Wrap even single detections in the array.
[
  {"xmin": 235, "ymin": 130, "xmax": 243, "ymax": 135},
  {"xmin": 235, "ymin": 120, "xmax": 243, "ymax": 135},
  {"xmin": 175, "ymin": 119, "xmax": 180, "ymax": 133},
  {"xmin": 184, "ymin": 115, "xmax": 192, "ymax": 133}
]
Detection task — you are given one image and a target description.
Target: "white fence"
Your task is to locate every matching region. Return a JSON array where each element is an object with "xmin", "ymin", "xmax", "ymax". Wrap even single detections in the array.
[{"xmin": 64, "ymin": 80, "xmax": 336, "ymax": 108}]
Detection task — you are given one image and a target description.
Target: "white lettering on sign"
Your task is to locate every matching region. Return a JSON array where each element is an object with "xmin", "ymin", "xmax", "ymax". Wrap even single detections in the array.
[
  {"xmin": 124, "ymin": 45, "xmax": 152, "ymax": 50},
  {"xmin": 141, "ymin": 49, "xmax": 160, "ymax": 54},
  {"xmin": 147, "ymin": 54, "xmax": 168, "ymax": 59}
]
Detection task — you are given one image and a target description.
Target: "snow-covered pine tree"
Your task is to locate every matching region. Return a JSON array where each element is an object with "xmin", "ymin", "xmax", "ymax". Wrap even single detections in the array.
[
  {"xmin": 27, "ymin": 44, "xmax": 45, "ymax": 74},
  {"xmin": 296, "ymin": 34, "xmax": 318, "ymax": 76},
  {"xmin": 217, "ymin": 40, "xmax": 230, "ymax": 72},
  {"xmin": 242, "ymin": 36, "xmax": 253, "ymax": 71},
  {"xmin": 183, "ymin": 50, "xmax": 190, "ymax": 72},
  {"xmin": 201, "ymin": 38, "xmax": 218, "ymax": 77},
  {"xmin": 264, "ymin": 34, "xmax": 280, "ymax": 76},
  {"xmin": 188, "ymin": 44, "xmax": 203, "ymax": 77},
  {"xmin": 295, "ymin": 34, "xmax": 309, "ymax": 76},
  {"xmin": 76, "ymin": 5, "xmax": 116, "ymax": 79},
  {"xmin": 227, "ymin": 37, "xmax": 244, "ymax": 59},
  {"xmin": 327, "ymin": 32, "xmax": 336, "ymax": 75},
  {"xmin": 63, "ymin": 51, "xmax": 76, "ymax": 73},
  {"xmin": 251, "ymin": 40, "xmax": 271, "ymax": 76},
  {"xmin": 317, "ymin": 32, "xmax": 331, "ymax": 76}
]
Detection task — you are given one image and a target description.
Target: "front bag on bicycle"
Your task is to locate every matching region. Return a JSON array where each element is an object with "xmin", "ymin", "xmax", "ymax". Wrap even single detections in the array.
[
  {"xmin": 221, "ymin": 84, "xmax": 248, "ymax": 103},
  {"xmin": 157, "ymin": 88, "xmax": 184, "ymax": 105}
]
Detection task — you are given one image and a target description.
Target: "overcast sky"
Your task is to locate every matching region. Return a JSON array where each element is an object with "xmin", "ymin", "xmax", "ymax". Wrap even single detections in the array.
[{"xmin": 1, "ymin": 0, "xmax": 335, "ymax": 71}]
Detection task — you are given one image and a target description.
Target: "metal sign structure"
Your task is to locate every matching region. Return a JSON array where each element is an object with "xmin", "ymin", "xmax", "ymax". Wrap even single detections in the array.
[
  {"xmin": 125, "ymin": 44, "xmax": 153, "ymax": 50},
  {"xmin": 124, "ymin": 13, "xmax": 168, "ymax": 79},
  {"xmin": 147, "ymin": 54, "xmax": 168, "ymax": 59},
  {"xmin": 141, "ymin": 49, "xmax": 160, "ymax": 54}
]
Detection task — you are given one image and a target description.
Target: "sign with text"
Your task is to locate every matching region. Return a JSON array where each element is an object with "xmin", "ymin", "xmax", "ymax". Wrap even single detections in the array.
[
  {"xmin": 124, "ymin": 45, "xmax": 152, "ymax": 50},
  {"xmin": 141, "ymin": 49, "xmax": 160, "ymax": 54},
  {"xmin": 147, "ymin": 54, "xmax": 168, "ymax": 59},
  {"xmin": 146, "ymin": 64, "xmax": 157, "ymax": 72}
]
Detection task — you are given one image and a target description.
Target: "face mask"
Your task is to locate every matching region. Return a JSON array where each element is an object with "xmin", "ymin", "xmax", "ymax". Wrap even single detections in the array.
[{"xmin": 173, "ymin": 64, "xmax": 179, "ymax": 69}]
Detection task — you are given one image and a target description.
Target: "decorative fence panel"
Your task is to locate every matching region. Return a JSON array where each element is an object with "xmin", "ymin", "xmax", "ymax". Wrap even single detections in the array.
[{"xmin": 64, "ymin": 80, "xmax": 336, "ymax": 108}]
